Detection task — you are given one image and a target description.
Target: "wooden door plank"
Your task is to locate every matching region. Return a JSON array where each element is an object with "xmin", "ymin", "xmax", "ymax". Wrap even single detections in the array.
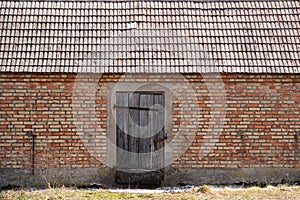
[
  {"xmin": 139, "ymin": 94, "xmax": 153, "ymax": 169},
  {"xmin": 116, "ymin": 92, "xmax": 129, "ymax": 169},
  {"xmin": 128, "ymin": 93, "xmax": 140, "ymax": 169},
  {"xmin": 152, "ymin": 94, "xmax": 165, "ymax": 169}
]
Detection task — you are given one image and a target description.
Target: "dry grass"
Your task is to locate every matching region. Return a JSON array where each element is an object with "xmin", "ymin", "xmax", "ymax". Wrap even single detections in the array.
[{"xmin": 1, "ymin": 186, "xmax": 300, "ymax": 200}]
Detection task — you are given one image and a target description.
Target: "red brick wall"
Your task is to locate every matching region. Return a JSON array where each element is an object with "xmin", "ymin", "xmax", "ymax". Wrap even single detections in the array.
[
  {"xmin": 0, "ymin": 73, "xmax": 299, "ymax": 169},
  {"xmin": 0, "ymin": 73, "xmax": 102, "ymax": 169},
  {"xmin": 182, "ymin": 74, "xmax": 300, "ymax": 168}
]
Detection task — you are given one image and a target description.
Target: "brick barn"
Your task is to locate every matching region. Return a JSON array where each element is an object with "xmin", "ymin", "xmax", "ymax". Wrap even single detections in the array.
[{"xmin": 0, "ymin": 1, "xmax": 300, "ymax": 188}]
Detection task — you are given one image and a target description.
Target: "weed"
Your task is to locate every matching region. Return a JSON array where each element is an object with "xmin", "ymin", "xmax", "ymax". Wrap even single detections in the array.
[
  {"xmin": 1, "ymin": 186, "xmax": 300, "ymax": 200},
  {"xmin": 197, "ymin": 185, "xmax": 211, "ymax": 194}
]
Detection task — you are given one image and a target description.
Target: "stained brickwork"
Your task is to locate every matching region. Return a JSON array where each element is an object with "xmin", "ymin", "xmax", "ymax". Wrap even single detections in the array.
[{"xmin": 0, "ymin": 73, "xmax": 299, "ymax": 170}]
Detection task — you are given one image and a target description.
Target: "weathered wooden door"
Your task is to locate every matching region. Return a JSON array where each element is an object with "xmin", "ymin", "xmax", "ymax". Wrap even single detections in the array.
[{"xmin": 115, "ymin": 92, "xmax": 165, "ymax": 185}]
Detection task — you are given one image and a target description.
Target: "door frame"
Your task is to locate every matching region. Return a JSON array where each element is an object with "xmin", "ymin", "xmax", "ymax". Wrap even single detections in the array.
[{"xmin": 107, "ymin": 82, "xmax": 173, "ymax": 176}]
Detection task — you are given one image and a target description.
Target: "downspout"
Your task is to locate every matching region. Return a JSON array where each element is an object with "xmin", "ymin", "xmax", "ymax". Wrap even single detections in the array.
[
  {"xmin": 295, "ymin": 131, "xmax": 300, "ymax": 164},
  {"xmin": 26, "ymin": 131, "xmax": 36, "ymax": 175}
]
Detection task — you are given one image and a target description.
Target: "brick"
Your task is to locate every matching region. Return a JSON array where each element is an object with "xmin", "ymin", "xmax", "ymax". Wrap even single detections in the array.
[{"xmin": 0, "ymin": 73, "xmax": 300, "ymax": 170}]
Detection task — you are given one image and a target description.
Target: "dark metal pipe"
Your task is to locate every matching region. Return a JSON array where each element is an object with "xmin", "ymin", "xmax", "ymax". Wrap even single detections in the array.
[
  {"xmin": 31, "ymin": 135, "xmax": 36, "ymax": 175},
  {"xmin": 26, "ymin": 131, "xmax": 36, "ymax": 175}
]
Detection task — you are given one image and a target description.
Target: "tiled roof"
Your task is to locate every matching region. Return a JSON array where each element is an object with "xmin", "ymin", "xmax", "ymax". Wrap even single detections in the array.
[{"xmin": 0, "ymin": 1, "xmax": 299, "ymax": 73}]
